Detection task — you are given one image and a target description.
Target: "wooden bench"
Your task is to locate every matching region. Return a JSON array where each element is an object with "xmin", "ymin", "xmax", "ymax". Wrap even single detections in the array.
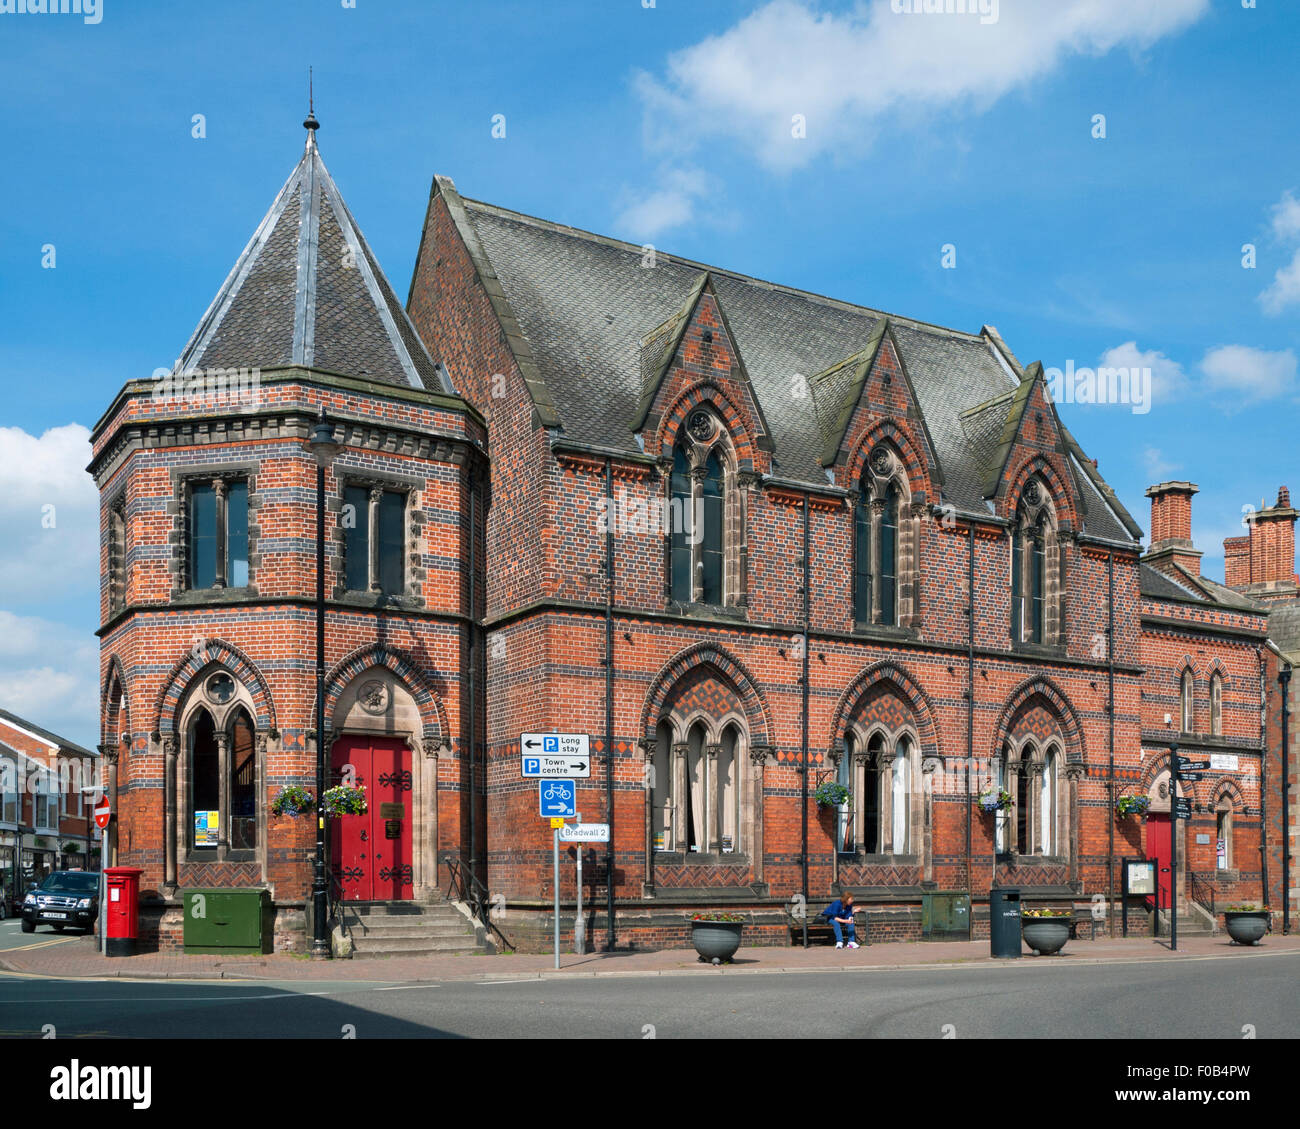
[
  {"xmin": 1069, "ymin": 907, "xmax": 1105, "ymax": 940},
  {"xmin": 786, "ymin": 907, "xmax": 870, "ymax": 946}
]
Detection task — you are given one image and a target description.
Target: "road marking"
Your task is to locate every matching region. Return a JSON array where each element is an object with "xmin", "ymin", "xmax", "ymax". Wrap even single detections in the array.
[
  {"xmin": 2, "ymin": 937, "xmax": 79, "ymax": 953},
  {"xmin": 477, "ymin": 977, "xmax": 543, "ymax": 985},
  {"xmin": 374, "ymin": 984, "xmax": 440, "ymax": 991}
]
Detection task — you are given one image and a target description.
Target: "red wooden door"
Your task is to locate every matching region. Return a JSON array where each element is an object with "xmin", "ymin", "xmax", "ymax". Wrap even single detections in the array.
[
  {"xmin": 1146, "ymin": 813, "xmax": 1172, "ymax": 906},
  {"xmin": 330, "ymin": 737, "xmax": 414, "ymax": 902}
]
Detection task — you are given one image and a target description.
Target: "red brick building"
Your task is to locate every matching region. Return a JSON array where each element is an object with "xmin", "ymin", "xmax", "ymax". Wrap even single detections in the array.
[
  {"xmin": 0, "ymin": 711, "xmax": 98, "ymax": 910},
  {"xmin": 92, "ymin": 122, "xmax": 1283, "ymax": 951},
  {"xmin": 1222, "ymin": 487, "xmax": 1298, "ymax": 929}
]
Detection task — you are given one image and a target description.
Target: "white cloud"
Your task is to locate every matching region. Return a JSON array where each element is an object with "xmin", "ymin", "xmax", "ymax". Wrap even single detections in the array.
[
  {"xmin": 1260, "ymin": 249, "xmax": 1300, "ymax": 316},
  {"xmin": 1260, "ymin": 189, "xmax": 1300, "ymax": 315},
  {"xmin": 614, "ymin": 167, "xmax": 715, "ymax": 240},
  {"xmin": 1142, "ymin": 446, "xmax": 1179, "ymax": 479},
  {"xmin": 1099, "ymin": 341, "xmax": 1187, "ymax": 404},
  {"xmin": 0, "ymin": 424, "xmax": 98, "ymax": 604},
  {"xmin": 1200, "ymin": 344, "xmax": 1297, "ymax": 403},
  {"xmin": 1270, "ymin": 189, "xmax": 1300, "ymax": 242},
  {"xmin": 635, "ymin": 0, "xmax": 1209, "ymax": 173},
  {"xmin": 0, "ymin": 609, "xmax": 99, "ymax": 750}
]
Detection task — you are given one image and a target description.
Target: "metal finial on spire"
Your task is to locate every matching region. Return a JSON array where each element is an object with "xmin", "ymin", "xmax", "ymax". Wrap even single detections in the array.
[{"xmin": 303, "ymin": 66, "xmax": 319, "ymax": 133}]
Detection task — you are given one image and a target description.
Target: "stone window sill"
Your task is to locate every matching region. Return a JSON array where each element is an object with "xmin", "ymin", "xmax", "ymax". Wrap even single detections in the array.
[{"xmin": 652, "ymin": 851, "xmax": 751, "ymax": 867}]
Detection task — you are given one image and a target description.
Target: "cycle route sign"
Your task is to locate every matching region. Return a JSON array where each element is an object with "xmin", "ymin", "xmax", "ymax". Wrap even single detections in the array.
[{"xmin": 538, "ymin": 778, "xmax": 577, "ymax": 818}]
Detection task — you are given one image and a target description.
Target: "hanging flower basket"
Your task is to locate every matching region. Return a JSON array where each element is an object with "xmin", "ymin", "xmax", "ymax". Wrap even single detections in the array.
[
  {"xmin": 977, "ymin": 787, "xmax": 1012, "ymax": 813},
  {"xmin": 270, "ymin": 786, "xmax": 314, "ymax": 818},
  {"xmin": 322, "ymin": 784, "xmax": 368, "ymax": 817},
  {"xmin": 1115, "ymin": 795, "xmax": 1150, "ymax": 818},
  {"xmin": 814, "ymin": 781, "xmax": 850, "ymax": 807}
]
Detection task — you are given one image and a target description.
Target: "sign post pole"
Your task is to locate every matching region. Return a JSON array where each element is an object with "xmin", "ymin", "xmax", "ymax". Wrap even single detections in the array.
[
  {"xmin": 1170, "ymin": 742, "xmax": 1179, "ymax": 952},
  {"xmin": 575, "ymin": 835, "xmax": 585, "ymax": 956},
  {"xmin": 553, "ymin": 825, "xmax": 560, "ymax": 970}
]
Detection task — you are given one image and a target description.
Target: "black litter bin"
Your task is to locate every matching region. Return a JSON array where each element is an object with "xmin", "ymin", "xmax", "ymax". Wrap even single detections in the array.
[{"xmin": 989, "ymin": 886, "xmax": 1022, "ymax": 958}]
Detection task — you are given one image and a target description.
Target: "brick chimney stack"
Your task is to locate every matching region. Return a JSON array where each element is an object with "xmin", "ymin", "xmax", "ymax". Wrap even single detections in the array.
[
  {"xmin": 1144, "ymin": 481, "xmax": 1202, "ymax": 577},
  {"xmin": 1225, "ymin": 485, "xmax": 1298, "ymax": 603}
]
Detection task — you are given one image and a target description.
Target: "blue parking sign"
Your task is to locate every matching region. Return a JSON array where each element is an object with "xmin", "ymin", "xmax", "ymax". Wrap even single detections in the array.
[
  {"xmin": 544, "ymin": 736, "xmax": 559, "ymax": 753},
  {"xmin": 538, "ymin": 779, "xmax": 576, "ymax": 817},
  {"xmin": 523, "ymin": 757, "xmax": 540, "ymax": 775}
]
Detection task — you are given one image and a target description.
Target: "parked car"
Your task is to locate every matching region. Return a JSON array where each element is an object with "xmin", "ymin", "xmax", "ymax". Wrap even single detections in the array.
[{"xmin": 20, "ymin": 870, "xmax": 100, "ymax": 934}]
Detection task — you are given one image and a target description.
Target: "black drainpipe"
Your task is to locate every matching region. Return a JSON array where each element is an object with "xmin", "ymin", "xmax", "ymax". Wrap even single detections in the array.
[
  {"xmin": 605, "ymin": 458, "xmax": 616, "ymax": 950},
  {"xmin": 966, "ymin": 520, "xmax": 975, "ymax": 897},
  {"xmin": 1281, "ymin": 662, "xmax": 1292, "ymax": 934},
  {"xmin": 1107, "ymin": 551, "xmax": 1115, "ymax": 936},
  {"xmin": 1257, "ymin": 647, "xmax": 1268, "ymax": 921},
  {"xmin": 800, "ymin": 494, "xmax": 811, "ymax": 948},
  {"xmin": 468, "ymin": 469, "xmax": 478, "ymax": 885}
]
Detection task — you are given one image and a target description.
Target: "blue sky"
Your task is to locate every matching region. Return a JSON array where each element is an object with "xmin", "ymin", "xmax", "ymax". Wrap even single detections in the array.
[{"xmin": 0, "ymin": 0, "xmax": 1296, "ymax": 747}]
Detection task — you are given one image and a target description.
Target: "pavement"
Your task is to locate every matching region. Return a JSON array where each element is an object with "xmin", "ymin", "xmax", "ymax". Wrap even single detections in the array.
[{"xmin": 3, "ymin": 924, "xmax": 1298, "ymax": 983}]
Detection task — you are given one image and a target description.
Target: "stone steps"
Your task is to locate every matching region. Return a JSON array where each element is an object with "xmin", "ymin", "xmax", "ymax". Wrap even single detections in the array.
[{"xmin": 338, "ymin": 898, "xmax": 485, "ymax": 958}]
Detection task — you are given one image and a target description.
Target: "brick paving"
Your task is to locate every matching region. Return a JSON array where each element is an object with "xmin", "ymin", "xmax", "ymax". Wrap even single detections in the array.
[{"xmin": 3, "ymin": 931, "xmax": 1297, "ymax": 984}]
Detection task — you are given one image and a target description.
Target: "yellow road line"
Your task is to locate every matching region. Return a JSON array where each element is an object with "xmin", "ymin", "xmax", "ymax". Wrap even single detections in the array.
[{"xmin": 1, "ymin": 937, "xmax": 79, "ymax": 953}]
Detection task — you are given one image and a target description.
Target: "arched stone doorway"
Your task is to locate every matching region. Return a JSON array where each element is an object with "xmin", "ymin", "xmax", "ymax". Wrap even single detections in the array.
[{"xmin": 328, "ymin": 665, "xmax": 443, "ymax": 902}]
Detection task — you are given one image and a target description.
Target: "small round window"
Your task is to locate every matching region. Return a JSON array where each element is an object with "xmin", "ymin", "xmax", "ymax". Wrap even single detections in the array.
[{"xmin": 206, "ymin": 673, "xmax": 236, "ymax": 705}]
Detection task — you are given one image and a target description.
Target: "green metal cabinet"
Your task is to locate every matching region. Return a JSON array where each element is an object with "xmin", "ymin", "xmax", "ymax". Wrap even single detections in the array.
[
  {"xmin": 921, "ymin": 891, "xmax": 972, "ymax": 941},
  {"xmin": 182, "ymin": 888, "xmax": 273, "ymax": 954}
]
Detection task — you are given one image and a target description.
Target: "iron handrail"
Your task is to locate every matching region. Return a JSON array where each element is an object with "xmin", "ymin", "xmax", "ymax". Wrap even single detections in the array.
[
  {"xmin": 442, "ymin": 851, "xmax": 514, "ymax": 952},
  {"xmin": 1189, "ymin": 871, "xmax": 1217, "ymax": 917}
]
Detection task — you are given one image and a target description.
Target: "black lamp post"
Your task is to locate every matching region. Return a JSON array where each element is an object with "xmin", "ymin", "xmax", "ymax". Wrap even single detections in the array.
[{"xmin": 309, "ymin": 410, "xmax": 341, "ymax": 960}]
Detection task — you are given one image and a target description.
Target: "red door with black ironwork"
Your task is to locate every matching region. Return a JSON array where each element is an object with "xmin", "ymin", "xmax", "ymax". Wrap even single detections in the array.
[
  {"xmin": 1146, "ymin": 813, "xmax": 1172, "ymax": 908},
  {"xmin": 330, "ymin": 736, "xmax": 414, "ymax": 902}
]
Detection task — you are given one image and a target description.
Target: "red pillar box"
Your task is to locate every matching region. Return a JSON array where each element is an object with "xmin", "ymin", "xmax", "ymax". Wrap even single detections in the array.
[{"xmin": 103, "ymin": 867, "xmax": 143, "ymax": 957}]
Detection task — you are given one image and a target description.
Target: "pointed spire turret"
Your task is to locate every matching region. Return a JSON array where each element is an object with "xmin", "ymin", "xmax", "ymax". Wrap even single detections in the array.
[{"xmin": 170, "ymin": 115, "xmax": 453, "ymax": 396}]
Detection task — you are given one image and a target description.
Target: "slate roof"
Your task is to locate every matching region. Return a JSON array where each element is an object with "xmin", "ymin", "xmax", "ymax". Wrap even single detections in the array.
[
  {"xmin": 448, "ymin": 188, "xmax": 1141, "ymax": 542},
  {"xmin": 0, "ymin": 708, "xmax": 96, "ymax": 758},
  {"xmin": 1269, "ymin": 600, "xmax": 1300, "ymax": 660},
  {"xmin": 174, "ymin": 131, "xmax": 453, "ymax": 395},
  {"xmin": 1138, "ymin": 562, "xmax": 1267, "ymax": 615}
]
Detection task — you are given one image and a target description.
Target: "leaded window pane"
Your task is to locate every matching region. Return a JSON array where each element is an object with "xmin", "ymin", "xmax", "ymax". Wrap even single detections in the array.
[
  {"xmin": 226, "ymin": 481, "xmax": 249, "ymax": 587},
  {"xmin": 879, "ymin": 485, "xmax": 898, "ymax": 626},
  {"xmin": 229, "ymin": 712, "xmax": 257, "ymax": 852},
  {"xmin": 670, "ymin": 446, "xmax": 692, "ymax": 603},
  {"xmin": 378, "ymin": 490, "xmax": 405, "ymax": 595},
  {"xmin": 190, "ymin": 711, "xmax": 219, "ymax": 851},
  {"xmin": 344, "ymin": 486, "xmax": 369, "ymax": 591},
  {"xmin": 700, "ymin": 452, "xmax": 724, "ymax": 606},
  {"xmin": 188, "ymin": 484, "xmax": 217, "ymax": 589},
  {"xmin": 853, "ymin": 495, "xmax": 871, "ymax": 623}
]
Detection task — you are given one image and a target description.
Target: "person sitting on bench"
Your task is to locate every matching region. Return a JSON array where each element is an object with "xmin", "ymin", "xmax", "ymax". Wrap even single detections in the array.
[{"xmin": 821, "ymin": 893, "xmax": 860, "ymax": 949}]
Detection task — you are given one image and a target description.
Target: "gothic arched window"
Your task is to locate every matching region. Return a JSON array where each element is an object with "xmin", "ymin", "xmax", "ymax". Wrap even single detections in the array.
[
  {"xmin": 651, "ymin": 712, "xmax": 749, "ymax": 859},
  {"xmin": 1011, "ymin": 477, "xmax": 1062, "ymax": 646},
  {"xmin": 854, "ymin": 446, "xmax": 918, "ymax": 629},
  {"xmin": 1210, "ymin": 672, "xmax": 1223, "ymax": 736},
  {"xmin": 1181, "ymin": 669, "xmax": 1195, "ymax": 733},
  {"xmin": 666, "ymin": 408, "xmax": 746, "ymax": 609}
]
